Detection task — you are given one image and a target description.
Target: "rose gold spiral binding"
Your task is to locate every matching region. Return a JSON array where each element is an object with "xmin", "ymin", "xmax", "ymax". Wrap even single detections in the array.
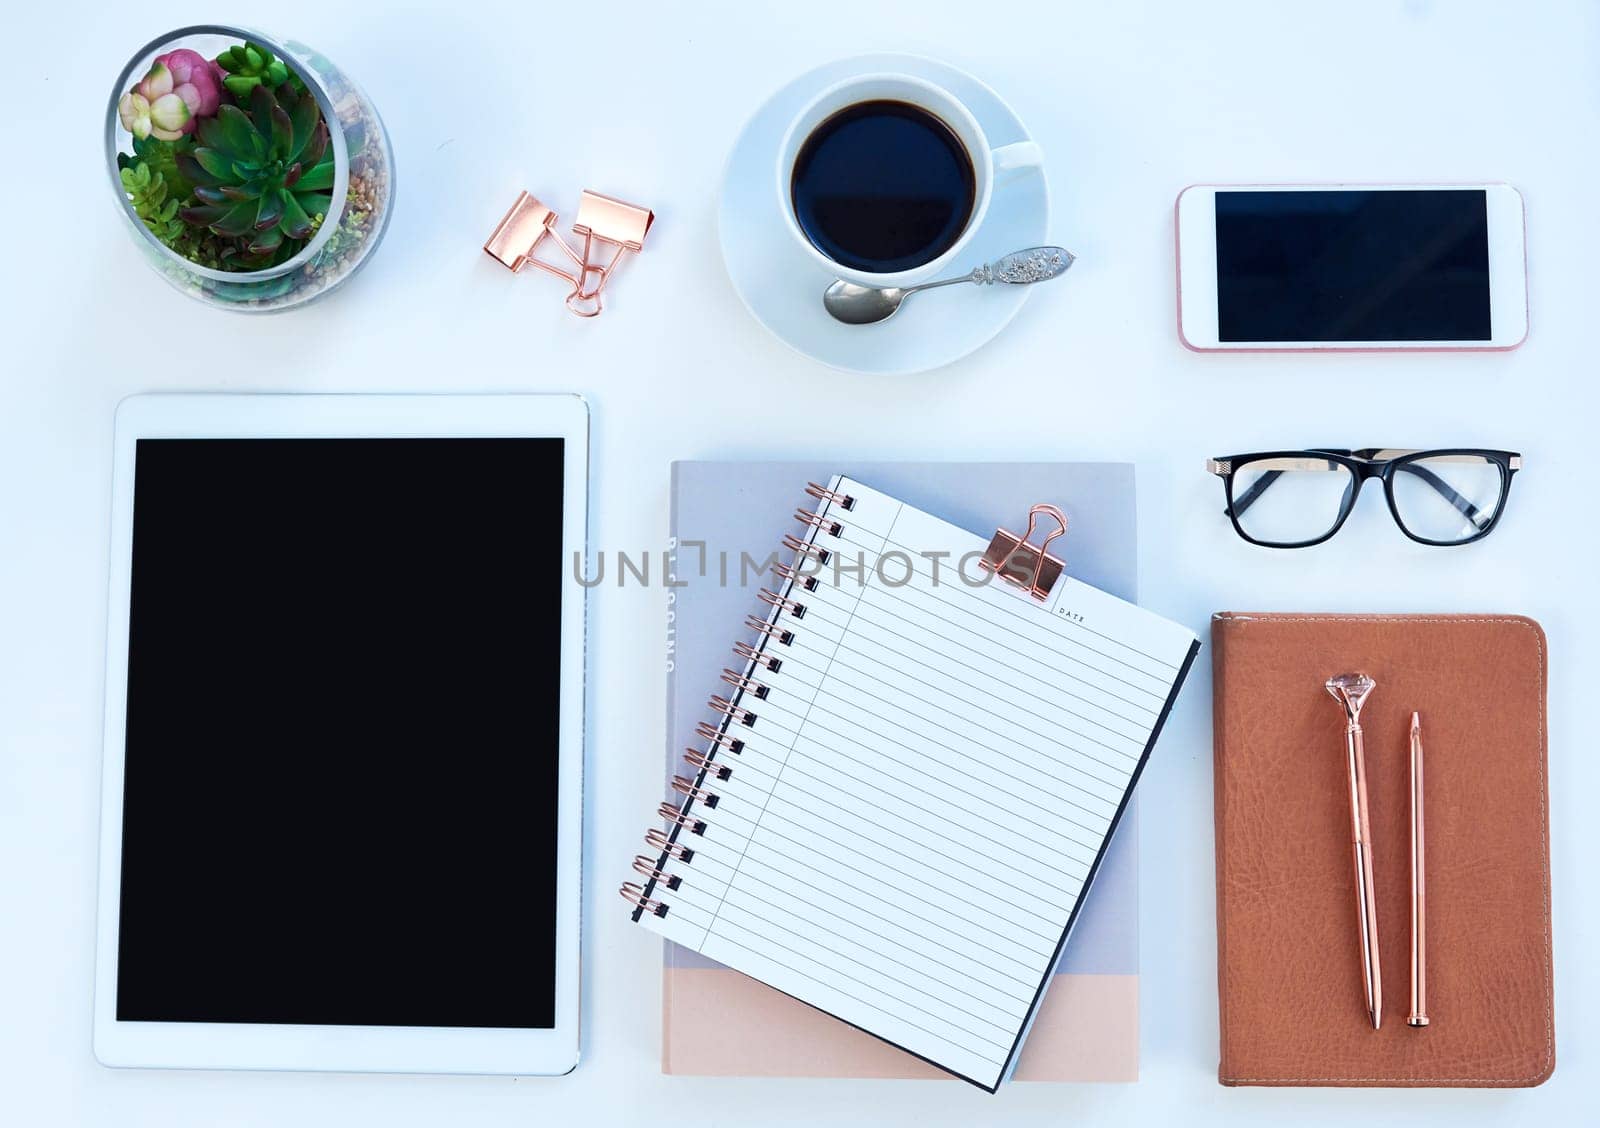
[
  {"xmin": 783, "ymin": 532, "xmax": 830, "ymax": 564},
  {"xmin": 733, "ymin": 640, "xmax": 782, "ymax": 672},
  {"xmin": 757, "ymin": 588, "xmax": 806, "ymax": 618},
  {"xmin": 683, "ymin": 748, "xmax": 732, "ymax": 779},
  {"xmin": 694, "ymin": 720, "xmax": 744, "ymax": 753},
  {"xmin": 794, "ymin": 508, "xmax": 844, "ymax": 537},
  {"xmin": 620, "ymin": 881, "xmax": 668, "ymax": 917},
  {"xmin": 632, "ymin": 855, "xmax": 682, "ymax": 890},
  {"xmin": 773, "ymin": 561, "xmax": 820, "ymax": 591},
  {"xmin": 628, "ymin": 482, "xmax": 868, "ymax": 926},
  {"xmin": 645, "ymin": 826, "xmax": 694, "ymax": 860},
  {"xmin": 658, "ymin": 801, "xmax": 705, "ymax": 833},
  {"xmin": 720, "ymin": 668, "xmax": 770, "ymax": 698},
  {"xmin": 671, "ymin": 775, "xmax": 721, "ymax": 806},
  {"xmin": 744, "ymin": 613, "xmax": 794, "ymax": 646},
  {"xmin": 709, "ymin": 694, "xmax": 757, "ymax": 727},
  {"xmin": 804, "ymin": 482, "xmax": 857, "ymax": 510}
]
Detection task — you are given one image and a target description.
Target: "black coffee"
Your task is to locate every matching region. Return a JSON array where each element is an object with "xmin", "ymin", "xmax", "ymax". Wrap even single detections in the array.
[{"xmin": 791, "ymin": 99, "xmax": 977, "ymax": 274}]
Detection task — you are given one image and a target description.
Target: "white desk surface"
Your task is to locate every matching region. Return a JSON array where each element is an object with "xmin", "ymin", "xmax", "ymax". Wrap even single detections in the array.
[{"xmin": 4, "ymin": 1, "xmax": 1596, "ymax": 1123}]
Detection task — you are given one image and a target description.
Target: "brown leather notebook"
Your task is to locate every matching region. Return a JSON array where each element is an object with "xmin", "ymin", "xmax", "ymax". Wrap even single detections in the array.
[{"xmin": 1211, "ymin": 613, "xmax": 1553, "ymax": 1087}]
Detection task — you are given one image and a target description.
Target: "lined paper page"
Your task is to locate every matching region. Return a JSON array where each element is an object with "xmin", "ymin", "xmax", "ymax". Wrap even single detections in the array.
[{"xmin": 637, "ymin": 477, "xmax": 1198, "ymax": 1090}]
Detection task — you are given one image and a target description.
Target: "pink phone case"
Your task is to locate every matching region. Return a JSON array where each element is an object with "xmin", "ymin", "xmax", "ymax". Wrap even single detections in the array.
[{"xmin": 1174, "ymin": 183, "xmax": 1529, "ymax": 353}]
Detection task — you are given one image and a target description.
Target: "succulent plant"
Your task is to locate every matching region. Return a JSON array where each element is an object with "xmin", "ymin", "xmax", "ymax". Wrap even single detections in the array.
[
  {"xmin": 176, "ymin": 84, "xmax": 334, "ymax": 260},
  {"xmin": 118, "ymin": 157, "xmax": 242, "ymax": 269},
  {"xmin": 118, "ymin": 49, "xmax": 225, "ymax": 140},
  {"xmin": 119, "ymin": 134, "xmax": 195, "ymax": 199},
  {"xmin": 120, "ymin": 161, "xmax": 185, "ymax": 243},
  {"xmin": 215, "ymin": 41, "xmax": 295, "ymax": 101}
]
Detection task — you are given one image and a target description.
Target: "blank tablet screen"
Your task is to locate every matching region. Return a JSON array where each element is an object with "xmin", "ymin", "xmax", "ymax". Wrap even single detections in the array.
[
  {"xmin": 1214, "ymin": 189, "xmax": 1491, "ymax": 342},
  {"xmin": 116, "ymin": 437, "xmax": 564, "ymax": 1029}
]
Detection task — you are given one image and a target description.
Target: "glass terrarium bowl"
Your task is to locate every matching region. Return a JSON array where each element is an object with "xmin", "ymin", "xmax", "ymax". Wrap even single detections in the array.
[{"xmin": 104, "ymin": 25, "xmax": 394, "ymax": 311}]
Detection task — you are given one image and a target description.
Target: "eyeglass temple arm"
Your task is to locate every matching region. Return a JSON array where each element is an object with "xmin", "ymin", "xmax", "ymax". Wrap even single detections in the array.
[
  {"xmin": 1225, "ymin": 469, "xmax": 1282, "ymax": 519},
  {"xmin": 1394, "ymin": 462, "xmax": 1489, "ymax": 530},
  {"xmin": 1227, "ymin": 463, "xmax": 1487, "ymax": 530}
]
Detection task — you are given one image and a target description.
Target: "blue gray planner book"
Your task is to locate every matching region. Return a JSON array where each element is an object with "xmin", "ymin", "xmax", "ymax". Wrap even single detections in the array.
[{"xmin": 634, "ymin": 463, "xmax": 1199, "ymax": 1091}]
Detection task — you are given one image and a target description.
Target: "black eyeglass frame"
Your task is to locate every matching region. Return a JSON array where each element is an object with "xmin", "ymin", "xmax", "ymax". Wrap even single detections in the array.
[{"xmin": 1206, "ymin": 448, "xmax": 1523, "ymax": 548}]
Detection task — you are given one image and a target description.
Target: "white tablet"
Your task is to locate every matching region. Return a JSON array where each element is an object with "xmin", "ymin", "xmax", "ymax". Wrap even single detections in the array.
[{"xmin": 95, "ymin": 394, "xmax": 588, "ymax": 1075}]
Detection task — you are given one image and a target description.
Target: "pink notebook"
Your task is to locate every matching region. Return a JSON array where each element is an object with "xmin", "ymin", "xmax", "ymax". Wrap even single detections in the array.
[{"xmin": 657, "ymin": 462, "xmax": 1143, "ymax": 1081}]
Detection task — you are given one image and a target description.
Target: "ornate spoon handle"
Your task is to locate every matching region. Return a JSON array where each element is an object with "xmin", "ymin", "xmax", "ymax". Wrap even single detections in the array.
[{"xmin": 972, "ymin": 246, "xmax": 1077, "ymax": 285}]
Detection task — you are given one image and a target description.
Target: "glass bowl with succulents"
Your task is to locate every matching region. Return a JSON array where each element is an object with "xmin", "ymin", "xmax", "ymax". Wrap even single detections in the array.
[{"xmin": 105, "ymin": 26, "xmax": 394, "ymax": 311}]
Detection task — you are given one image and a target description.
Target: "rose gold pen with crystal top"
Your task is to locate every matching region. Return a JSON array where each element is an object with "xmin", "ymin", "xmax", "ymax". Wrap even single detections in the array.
[
  {"xmin": 1326, "ymin": 673, "xmax": 1382, "ymax": 1030},
  {"xmin": 1408, "ymin": 711, "xmax": 1429, "ymax": 1028}
]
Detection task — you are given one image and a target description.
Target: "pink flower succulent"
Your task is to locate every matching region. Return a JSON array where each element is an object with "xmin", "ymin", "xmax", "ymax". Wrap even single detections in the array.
[{"xmin": 118, "ymin": 48, "xmax": 225, "ymax": 141}]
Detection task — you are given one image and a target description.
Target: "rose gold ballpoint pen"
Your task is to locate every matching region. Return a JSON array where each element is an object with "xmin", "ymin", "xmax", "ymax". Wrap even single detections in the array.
[
  {"xmin": 1326, "ymin": 673, "xmax": 1382, "ymax": 1030},
  {"xmin": 1408, "ymin": 711, "xmax": 1429, "ymax": 1028}
]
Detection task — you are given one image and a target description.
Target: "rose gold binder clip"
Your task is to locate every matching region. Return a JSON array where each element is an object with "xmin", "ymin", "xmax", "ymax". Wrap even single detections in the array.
[
  {"xmin": 483, "ymin": 189, "xmax": 654, "ymax": 318},
  {"xmin": 483, "ymin": 190, "xmax": 584, "ymax": 286},
  {"xmin": 567, "ymin": 190, "xmax": 655, "ymax": 317},
  {"xmin": 979, "ymin": 504, "xmax": 1068, "ymax": 601}
]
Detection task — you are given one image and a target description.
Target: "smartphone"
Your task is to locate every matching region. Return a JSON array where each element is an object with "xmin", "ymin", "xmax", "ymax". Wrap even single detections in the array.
[{"xmin": 1176, "ymin": 183, "xmax": 1527, "ymax": 351}]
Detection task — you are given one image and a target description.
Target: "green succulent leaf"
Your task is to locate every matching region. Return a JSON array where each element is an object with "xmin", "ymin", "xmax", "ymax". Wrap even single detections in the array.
[
  {"xmin": 193, "ymin": 185, "xmax": 230, "ymax": 205},
  {"xmin": 248, "ymin": 223, "xmax": 285, "ymax": 256},
  {"xmin": 219, "ymin": 183, "xmax": 263, "ymax": 201},
  {"xmin": 269, "ymin": 102, "xmax": 294, "ymax": 161},
  {"xmin": 179, "ymin": 203, "xmax": 229, "ymax": 227},
  {"xmin": 249, "ymin": 85, "xmax": 276, "ymax": 139},
  {"xmin": 244, "ymin": 45, "xmax": 264, "ymax": 70},
  {"xmin": 223, "ymin": 74, "xmax": 261, "ymax": 99},
  {"xmin": 278, "ymin": 191, "xmax": 314, "ymax": 240},
  {"xmin": 255, "ymin": 189, "xmax": 286, "ymax": 232},
  {"xmin": 218, "ymin": 104, "xmax": 259, "ymax": 155},
  {"xmin": 210, "ymin": 199, "xmax": 261, "ymax": 237},
  {"xmin": 217, "ymin": 44, "xmax": 250, "ymax": 74},
  {"xmin": 192, "ymin": 147, "xmax": 235, "ymax": 180},
  {"xmin": 288, "ymin": 91, "xmax": 318, "ymax": 161},
  {"xmin": 292, "ymin": 160, "xmax": 335, "ymax": 193},
  {"xmin": 195, "ymin": 115, "xmax": 226, "ymax": 150},
  {"xmin": 300, "ymin": 121, "xmax": 329, "ymax": 170},
  {"xmin": 293, "ymin": 192, "xmax": 332, "ymax": 221},
  {"xmin": 175, "ymin": 150, "xmax": 224, "ymax": 188}
]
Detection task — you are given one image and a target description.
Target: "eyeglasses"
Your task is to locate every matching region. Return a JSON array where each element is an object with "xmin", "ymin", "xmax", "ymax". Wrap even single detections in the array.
[{"xmin": 1206, "ymin": 448, "xmax": 1522, "ymax": 548}]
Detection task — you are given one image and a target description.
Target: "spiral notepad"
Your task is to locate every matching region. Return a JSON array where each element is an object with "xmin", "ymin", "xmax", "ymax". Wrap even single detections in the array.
[{"xmin": 622, "ymin": 476, "xmax": 1199, "ymax": 1092}]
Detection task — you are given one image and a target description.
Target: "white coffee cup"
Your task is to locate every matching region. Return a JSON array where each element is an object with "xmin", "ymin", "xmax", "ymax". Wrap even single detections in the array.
[{"xmin": 776, "ymin": 73, "xmax": 1042, "ymax": 288}]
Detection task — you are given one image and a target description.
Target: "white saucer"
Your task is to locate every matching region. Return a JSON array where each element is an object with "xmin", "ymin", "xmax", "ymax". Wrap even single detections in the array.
[{"xmin": 718, "ymin": 54, "xmax": 1051, "ymax": 377}]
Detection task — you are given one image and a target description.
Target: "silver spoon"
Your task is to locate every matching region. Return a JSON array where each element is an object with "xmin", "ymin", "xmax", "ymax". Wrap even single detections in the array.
[{"xmin": 823, "ymin": 246, "xmax": 1076, "ymax": 325}]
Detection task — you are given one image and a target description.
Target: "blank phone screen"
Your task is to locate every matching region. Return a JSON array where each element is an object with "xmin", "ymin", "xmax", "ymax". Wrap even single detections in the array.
[
  {"xmin": 1214, "ymin": 189, "xmax": 1492, "ymax": 342},
  {"xmin": 116, "ymin": 437, "xmax": 565, "ymax": 1029}
]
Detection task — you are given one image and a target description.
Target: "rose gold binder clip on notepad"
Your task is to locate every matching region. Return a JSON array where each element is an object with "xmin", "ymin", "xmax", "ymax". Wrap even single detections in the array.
[
  {"xmin": 978, "ymin": 503, "xmax": 1068, "ymax": 600},
  {"xmin": 483, "ymin": 189, "xmax": 654, "ymax": 318}
]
